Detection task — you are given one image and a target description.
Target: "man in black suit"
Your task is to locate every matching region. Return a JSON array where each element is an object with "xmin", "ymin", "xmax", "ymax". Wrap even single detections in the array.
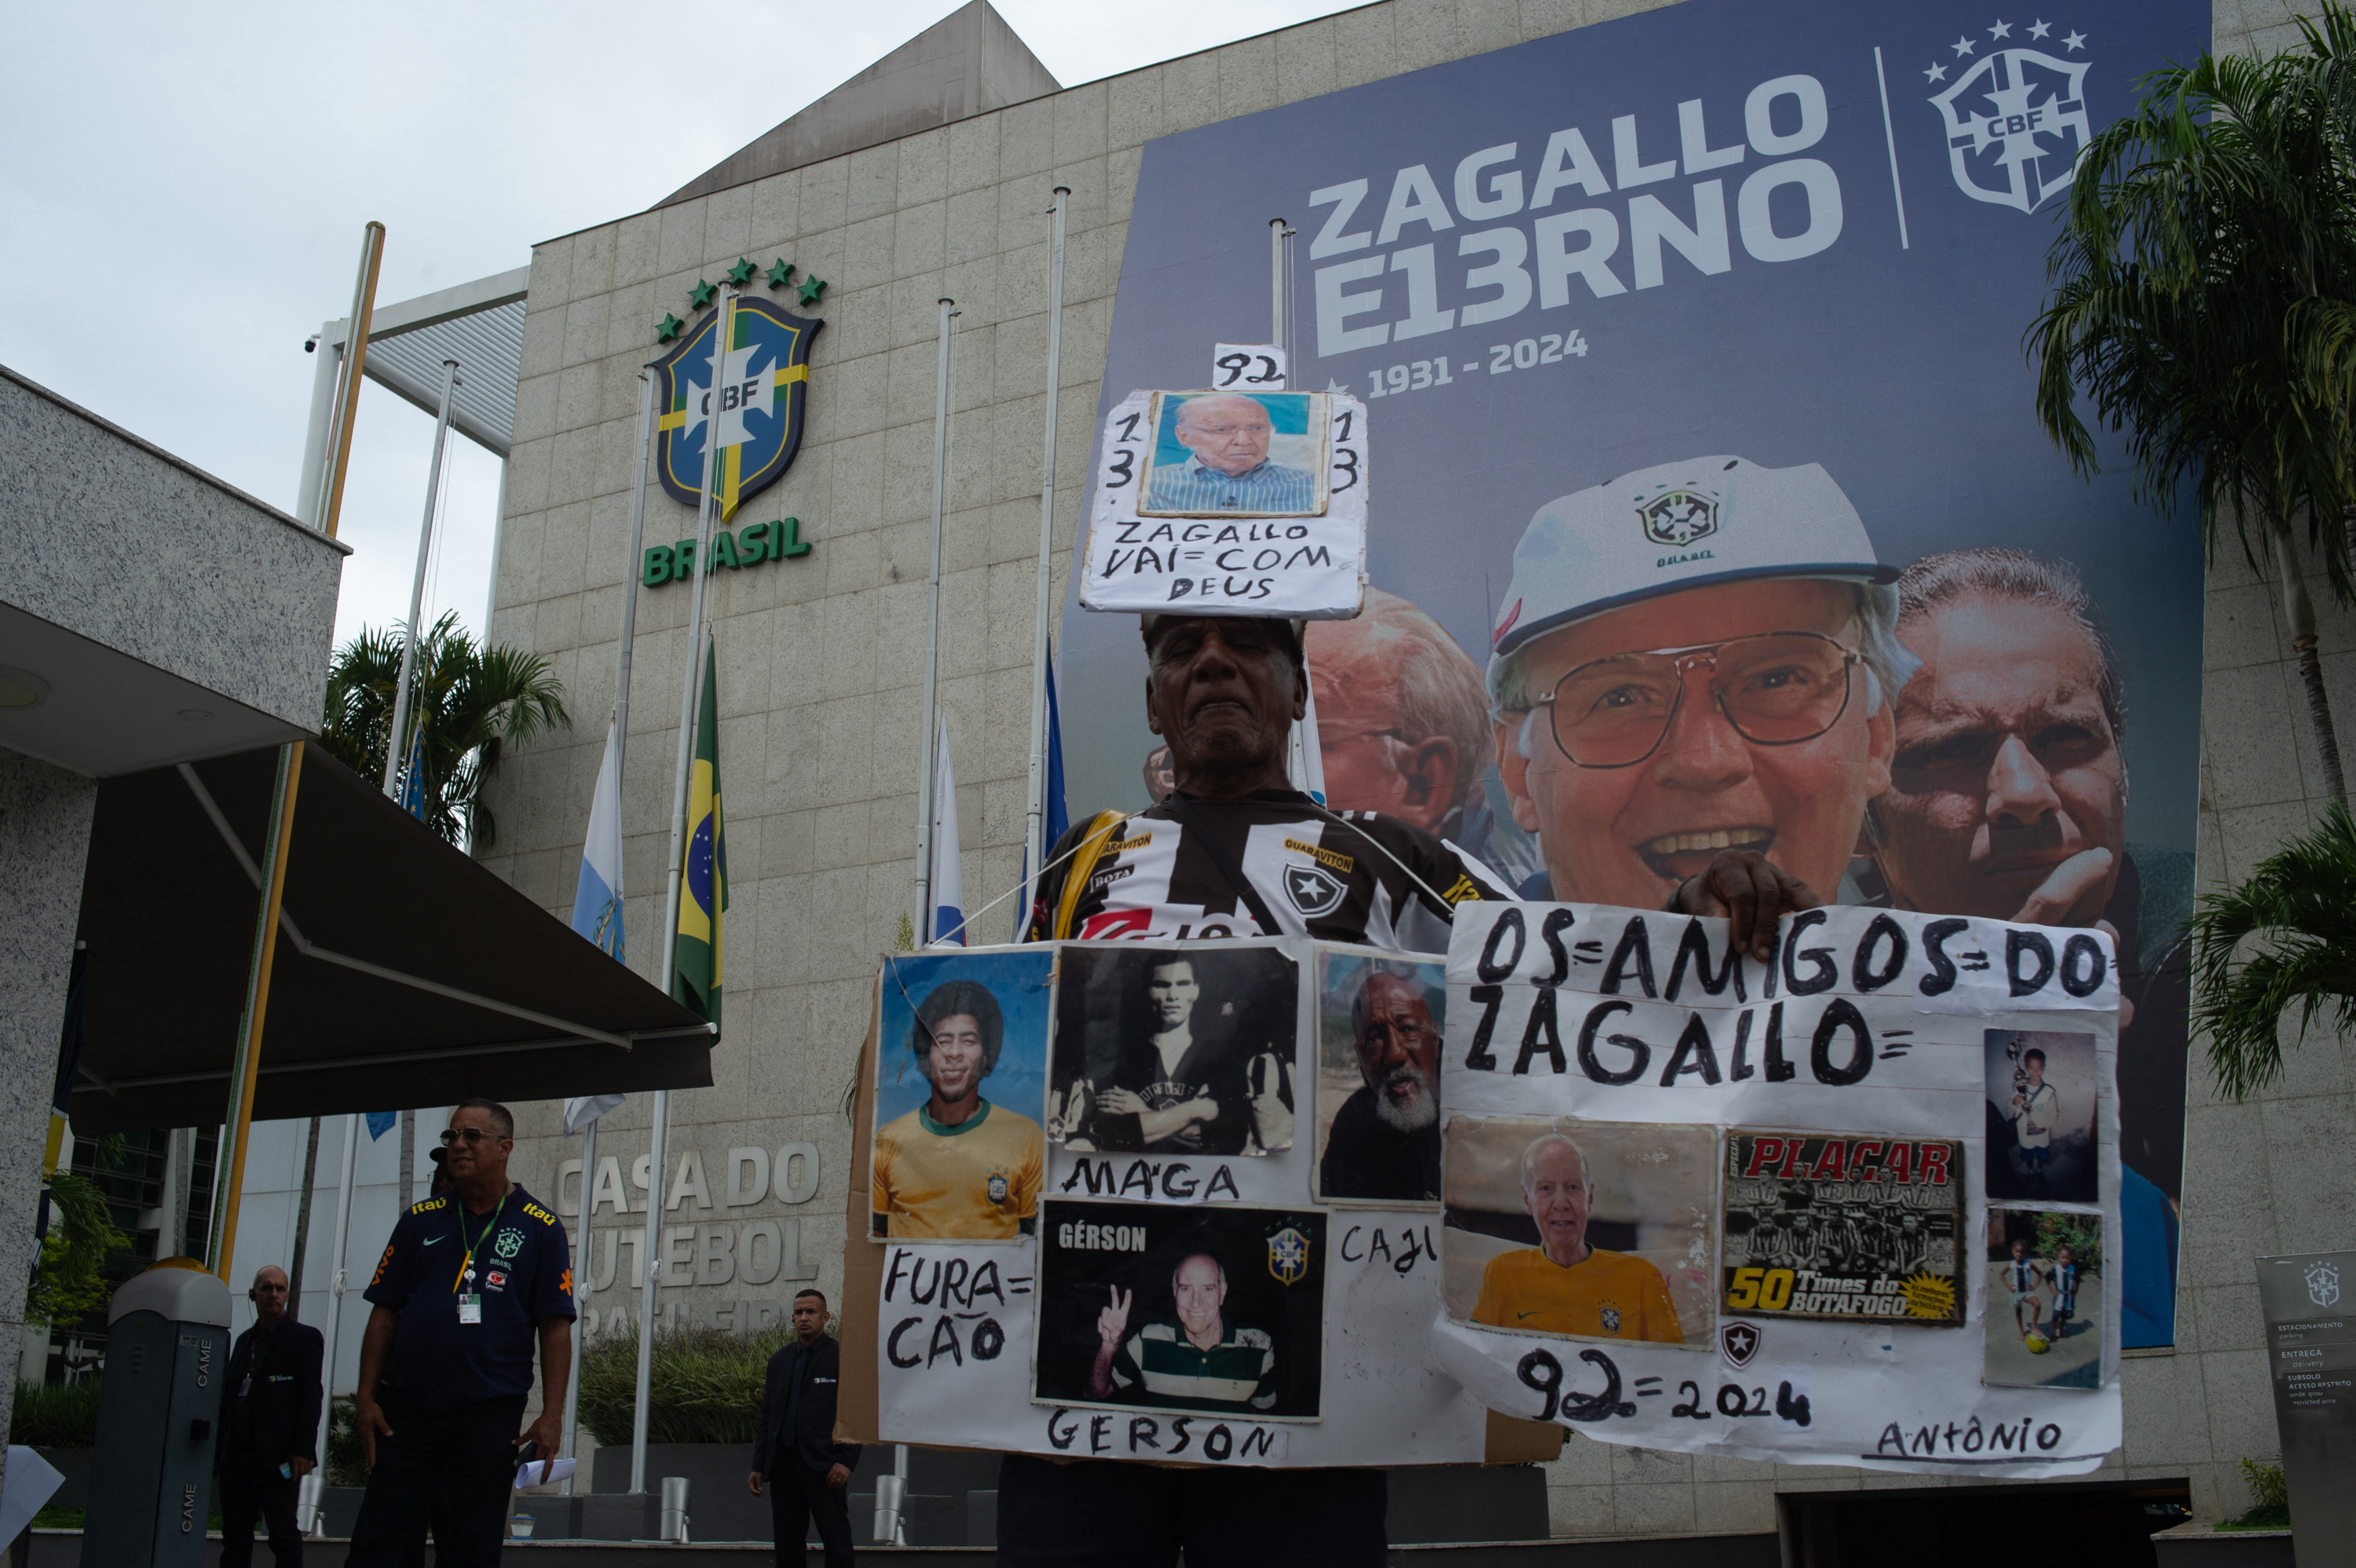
[
  {"xmin": 218, "ymin": 1264, "xmax": 324, "ymax": 1568},
  {"xmin": 748, "ymin": 1289, "xmax": 862, "ymax": 1566}
]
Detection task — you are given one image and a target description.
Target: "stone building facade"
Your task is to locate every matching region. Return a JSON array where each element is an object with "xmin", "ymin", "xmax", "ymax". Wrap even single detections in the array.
[{"xmin": 470, "ymin": 0, "xmax": 2351, "ymax": 1534}]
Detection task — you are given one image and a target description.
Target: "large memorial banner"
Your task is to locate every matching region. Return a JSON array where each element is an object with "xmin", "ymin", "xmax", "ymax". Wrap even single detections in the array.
[
  {"xmin": 1066, "ymin": 0, "xmax": 2204, "ymax": 1346},
  {"xmin": 1432, "ymin": 902, "xmax": 2124, "ymax": 1475}
]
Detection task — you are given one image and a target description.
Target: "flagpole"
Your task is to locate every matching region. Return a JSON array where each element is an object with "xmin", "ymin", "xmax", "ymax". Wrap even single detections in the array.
[
  {"xmin": 629, "ymin": 1091, "xmax": 666, "ymax": 1494},
  {"xmin": 560, "ymin": 1114, "xmax": 596, "ymax": 1493},
  {"xmin": 215, "ymin": 224, "xmax": 382, "ymax": 1284},
  {"xmin": 639, "ymin": 284, "xmax": 731, "ymax": 1496},
  {"xmin": 1023, "ymin": 192, "xmax": 1070, "ymax": 924},
  {"xmin": 298, "ymin": 1112, "xmax": 360, "ymax": 1535},
  {"xmin": 616, "ymin": 367, "xmax": 657, "ymax": 790},
  {"xmin": 913, "ymin": 297, "xmax": 955, "ymax": 945},
  {"xmin": 383, "ymin": 356, "xmax": 462, "ymax": 797}
]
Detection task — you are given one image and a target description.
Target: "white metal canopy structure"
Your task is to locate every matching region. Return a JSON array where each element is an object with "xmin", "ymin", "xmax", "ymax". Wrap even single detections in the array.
[{"xmin": 296, "ymin": 265, "xmax": 528, "ymax": 523}]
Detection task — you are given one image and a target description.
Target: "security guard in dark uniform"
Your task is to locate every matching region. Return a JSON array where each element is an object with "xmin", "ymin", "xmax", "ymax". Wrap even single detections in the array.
[
  {"xmin": 346, "ymin": 1100, "xmax": 575, "ymax": 1566},
  {"xmin": 218, "ymin": 1264, "xmax": 324, "ymax": 1568},
  {"xmin": 748, "ymin": 1288, "xmax": 862, "ymax": 1566}
]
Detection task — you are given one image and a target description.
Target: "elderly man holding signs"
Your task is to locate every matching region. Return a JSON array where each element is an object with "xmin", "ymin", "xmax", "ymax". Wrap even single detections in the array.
[{"xmin": 1011, "ymin": 609, "xmax": 1809, "ymax": 1566}]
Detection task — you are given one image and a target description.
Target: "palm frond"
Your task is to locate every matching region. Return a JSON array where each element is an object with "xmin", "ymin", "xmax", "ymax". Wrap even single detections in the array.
[
  {"xmin": 2026, "ymin": 9, "xmax": 2356, "ymax": 601},
  {"xmin": 2188, "ymin": 801, "xmax": 2356, "ymax": 1098},
  {"xmin": 316, "ymin": 611, "xmax": 572, "ymax": 848}
]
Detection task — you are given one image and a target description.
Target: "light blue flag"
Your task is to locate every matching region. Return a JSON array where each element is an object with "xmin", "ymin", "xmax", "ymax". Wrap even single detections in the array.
[
  {"xmin": 1044, "ymin": 640, "xmax": 1070, "ymax": 850},
  {"xmin": 1015, "ymin": 645, "xmax": 1073, "ymax": 941},
  {"xmin": 570, "ymin": 718, "xmax": 626, "ymax": 959},
  {"xmin": 398, "ymin": 732, "xmax": 428, "ymax": 819}
]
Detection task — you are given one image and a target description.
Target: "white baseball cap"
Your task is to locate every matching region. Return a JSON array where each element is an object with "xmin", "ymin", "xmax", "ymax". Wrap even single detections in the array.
[{"xmin": 1487, "ymin": 455, "xmax": 1897, "ymax": 660}]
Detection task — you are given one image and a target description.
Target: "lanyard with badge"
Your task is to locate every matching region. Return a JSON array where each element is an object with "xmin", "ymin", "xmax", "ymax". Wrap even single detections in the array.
[{"xmin": 452, "ymin": 1188, "xmax": 510, "ymax": 1325}]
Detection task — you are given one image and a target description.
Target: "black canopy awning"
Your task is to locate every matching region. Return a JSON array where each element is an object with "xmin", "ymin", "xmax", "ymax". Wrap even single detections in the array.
[{"xmin": 69, "ymin": 741, "xmax": 712, "ymax": 1132}]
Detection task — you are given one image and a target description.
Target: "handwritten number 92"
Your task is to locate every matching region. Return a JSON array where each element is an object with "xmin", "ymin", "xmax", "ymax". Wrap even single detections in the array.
[{"xmin": 1213, "ymin": 353, "xmax": 1283, "ymax": 388}]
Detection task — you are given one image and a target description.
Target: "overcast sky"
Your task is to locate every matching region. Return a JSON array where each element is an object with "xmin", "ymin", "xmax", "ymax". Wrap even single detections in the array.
[{"xmin": 0, "ymin": 0, "xmax": 1359, "ymax": 650}]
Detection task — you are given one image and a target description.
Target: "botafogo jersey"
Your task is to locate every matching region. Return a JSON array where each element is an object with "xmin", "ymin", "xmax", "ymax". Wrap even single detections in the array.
[{"xmin": 1024, "ymin": 789, "xmax": 1512, "ymax": 952}]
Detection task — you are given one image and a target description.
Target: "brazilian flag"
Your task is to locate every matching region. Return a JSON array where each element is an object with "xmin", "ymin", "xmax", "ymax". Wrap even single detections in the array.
[{"xmin": 675, "ymin": 636, "xmax": 727, "ymax": 1033}]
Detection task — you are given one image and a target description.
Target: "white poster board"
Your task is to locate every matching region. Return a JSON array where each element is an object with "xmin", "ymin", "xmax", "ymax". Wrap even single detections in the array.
[
  {"xmin": 1077, "ymin": 389, "xmax": 1367, "ymax": 619},
  {"xmin": 869, "ymin": 939, "xmax": 1488, "ymax": 1467},
  {"xmin": 1431, "ymin": 903, "xmax": 2124, "ymax": 1477}
]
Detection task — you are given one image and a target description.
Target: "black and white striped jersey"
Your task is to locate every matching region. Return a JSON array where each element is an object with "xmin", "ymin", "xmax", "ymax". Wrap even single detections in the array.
[{"xmin": 1024, "ymin": 789, "xmax": 1513, "ymax": 953}]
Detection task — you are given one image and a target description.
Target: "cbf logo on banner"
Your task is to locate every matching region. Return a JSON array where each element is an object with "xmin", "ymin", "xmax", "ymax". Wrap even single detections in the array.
[
  {"xmin": 654, "ymin": 294, "xmax": 821, "ymax": 517},
  {"xmin": 1923, "ymin": 20, "xmax": 2094, "ymax": 212}
]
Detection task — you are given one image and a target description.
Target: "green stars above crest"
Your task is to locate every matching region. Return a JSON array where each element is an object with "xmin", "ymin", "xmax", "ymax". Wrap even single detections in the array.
[{"xmin": 653, "ymin": 259, "xmax": 821, "ymax": 342}]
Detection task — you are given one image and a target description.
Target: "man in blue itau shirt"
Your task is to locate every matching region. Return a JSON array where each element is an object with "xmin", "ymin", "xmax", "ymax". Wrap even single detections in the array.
[{"xmin": 346, "ymin": 1099, "xmax": 576, "ymax": 1565}]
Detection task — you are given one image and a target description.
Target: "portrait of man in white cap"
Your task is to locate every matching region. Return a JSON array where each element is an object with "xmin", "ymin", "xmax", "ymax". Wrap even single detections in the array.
[{"xmin": 1486, "ymin": 456, "xmax": 1919, "ymax": 929}]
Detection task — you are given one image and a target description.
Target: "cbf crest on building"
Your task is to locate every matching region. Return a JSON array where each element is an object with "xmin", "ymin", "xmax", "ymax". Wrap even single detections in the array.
[{"xmin": 655, "ymin": 294, "xmax": 822, "ymax": 517}]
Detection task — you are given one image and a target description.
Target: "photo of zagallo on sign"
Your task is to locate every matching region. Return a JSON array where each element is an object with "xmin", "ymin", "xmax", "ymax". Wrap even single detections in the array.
[
  {"xmin": 1079, "ymin": 390, "xmax": 1368, "ymax": 619},
  {"xmin": 1430, "ymin": 902, "xmax": 2125, "ymax": 1476}
]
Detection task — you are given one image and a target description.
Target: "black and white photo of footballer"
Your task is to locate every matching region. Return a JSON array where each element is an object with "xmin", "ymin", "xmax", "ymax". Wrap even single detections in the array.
[
  {"xmin": 1720, "ymin": 1132, "xmax": 1966, "ymax": 1325},
  {"xmin": 1984, "ymin": 1029, "xmax": 2099, "ymax": 1204},
  {"xmin": 1314, "ymin": 949, "xmax": 1446, "ymax": 1206},
  {"xmin": 1033, "ymin": 1200, "xmax": 1326, "ymax": 1420},
  {"xmin": 1047, "ymin": 944, "xmax": 1297, "ymax": 1157}
]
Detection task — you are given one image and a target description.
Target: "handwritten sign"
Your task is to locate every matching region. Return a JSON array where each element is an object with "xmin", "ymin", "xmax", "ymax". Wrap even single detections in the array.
[
  {"xmin": 1079, "ymin": 390, "xmax": 1367, "ymax": 619},
  {"xmin": 1432, "ymin": 902, "xmax": 2126, "ymax": 1478},
  {"xmin": 862, "ymin": 941, "xmax": 1490, "ymax": 1467}
]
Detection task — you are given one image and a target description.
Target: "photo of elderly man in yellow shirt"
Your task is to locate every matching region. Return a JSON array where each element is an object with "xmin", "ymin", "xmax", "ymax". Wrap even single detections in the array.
[
  {"xmin": 1470, "ymin": 1133, "xmax": 1687, "ymax": 1343},
  {"xmin": 872, "ymin": 974, "xmax": 1044, "ymax": 1242}
]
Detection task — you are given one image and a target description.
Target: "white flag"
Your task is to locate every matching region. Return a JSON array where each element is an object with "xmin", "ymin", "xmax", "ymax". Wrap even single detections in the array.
[
  {"xmin": 569, "ymin": 718, "xmax": 625, "ymax": 959},
  {"xmin": 563, "ymin": 1095, "xmax": 624, "ymax": 1135},
  {"xmin": 927, "ymin": 718, "xmax": 965, "ymax": 946}
]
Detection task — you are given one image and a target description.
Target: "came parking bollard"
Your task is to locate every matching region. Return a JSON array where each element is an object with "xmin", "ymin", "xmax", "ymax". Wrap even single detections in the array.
[{"xmin": 83, "ymin": 1260, "xmax": 232, "ymax": 1568}]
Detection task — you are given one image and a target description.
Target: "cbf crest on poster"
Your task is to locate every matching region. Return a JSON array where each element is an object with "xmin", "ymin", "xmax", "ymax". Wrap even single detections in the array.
[
  {"xmin": 1926, "ymin": 29, "xmax": 2094, "ymax": 213},
  {"xmin": 653, "ymin": 293, "xmax": 821, "ymax": 518}
]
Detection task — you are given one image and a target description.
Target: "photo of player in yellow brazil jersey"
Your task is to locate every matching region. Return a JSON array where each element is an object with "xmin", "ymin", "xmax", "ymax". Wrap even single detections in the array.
[
  {"xmin": 871, "ymin": 977, "xmax": 1044, "ymax": 1241},
  {"xmin": 1466, "ymin": 1132, "xmax": 1688, "ymax": 1344}
]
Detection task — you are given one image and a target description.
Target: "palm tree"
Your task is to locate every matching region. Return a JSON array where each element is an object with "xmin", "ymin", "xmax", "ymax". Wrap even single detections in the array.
[
  {"xmin": 319, "ymin": 610, "xmax": 570, "ymax": 850},
  {"xmin": 2026, "ymin": 3, "xmax": 2356, "ymax": 804},
  {"xmin": 2188, "ymin": 801, "xmax": 2356, "ymax": 1097}
]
